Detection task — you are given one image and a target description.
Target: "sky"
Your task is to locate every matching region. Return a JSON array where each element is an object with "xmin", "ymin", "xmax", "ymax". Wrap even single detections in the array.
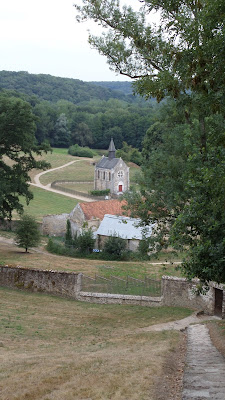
[{"xmin": 0, "ymin": 0, "xmax": 140, "ymax": 82}]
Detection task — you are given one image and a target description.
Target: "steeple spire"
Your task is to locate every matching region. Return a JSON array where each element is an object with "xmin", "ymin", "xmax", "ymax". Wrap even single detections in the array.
[{"xmin": 108, "ymin": 138, "xmax": 116, "ymax": 160}]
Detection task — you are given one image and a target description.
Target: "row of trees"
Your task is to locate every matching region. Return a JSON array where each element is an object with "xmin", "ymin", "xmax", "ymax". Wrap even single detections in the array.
[
  {"xmin": 33, "ymin": 97, "xmax": 157, "ymax": 149},
  {"xmin": 75, "ymin": 0, "xmax": 225, "ymax": 284},
  {"xmin": 1, "ymin": 88, "xmax": 158, "ymax": 150}
]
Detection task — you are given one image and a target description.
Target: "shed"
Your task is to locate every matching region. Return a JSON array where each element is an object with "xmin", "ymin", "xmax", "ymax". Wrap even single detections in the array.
[{"xmin": 96, "ymin": 214, "xmax": 154, "ymax": 252}]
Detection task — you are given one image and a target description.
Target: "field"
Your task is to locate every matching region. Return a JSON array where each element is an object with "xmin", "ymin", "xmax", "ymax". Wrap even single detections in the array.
[
  {"xmin": 0, "ymin": 233, "xmax": 183, "ymax": 280},
  {"xmin": 15, "ymin": 186, "xmax": 78, "ymax": 222},
  {"xmin": 0, "ymin": 286, "xmax": 191, "ymax": 400}
]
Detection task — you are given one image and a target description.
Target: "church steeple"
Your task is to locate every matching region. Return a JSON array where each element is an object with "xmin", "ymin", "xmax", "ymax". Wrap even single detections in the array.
[{"xmin": 108, "ymin": 138, "xmax": 116, "ymax": 160}]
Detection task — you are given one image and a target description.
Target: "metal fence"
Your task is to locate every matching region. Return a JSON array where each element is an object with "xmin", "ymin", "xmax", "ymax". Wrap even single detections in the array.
[{"xmin": 81, "ymin": 274, "xmax": 161, "ymax": 297}]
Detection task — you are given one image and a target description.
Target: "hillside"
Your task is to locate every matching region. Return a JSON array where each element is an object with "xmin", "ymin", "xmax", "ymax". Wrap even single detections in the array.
[{"xmin": 0, "ymin": 70, "xmax": 130, "ymax": 104}]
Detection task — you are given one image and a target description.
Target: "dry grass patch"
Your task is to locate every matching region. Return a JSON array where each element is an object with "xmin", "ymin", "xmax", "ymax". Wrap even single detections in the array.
[
  {"xmin": 0, "ymin": 287, "xmax": 191, "ymax": 400},
  {"xmin": 0, "ymin": 237, "xmax": 183, "ymax": 279},
  {"xmin": 207, "ymin": 320, "xmax": 225, "ymax": 358}
]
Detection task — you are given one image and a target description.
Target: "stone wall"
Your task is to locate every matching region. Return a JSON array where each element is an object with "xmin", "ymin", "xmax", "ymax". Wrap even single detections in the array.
[
  {"xmin": 162, "ymin": 276, "xmax": 224, "ymax": 316},
  {"xmin": 0, "ymin": 265, "xmax": 81, "ymax": 299},
  {"xmin": 1, "ymin": 266, "xmax": 224, "ymax": 317},
  {"xmin": 42, "ymin": 213, "xmax": 69, "ymax": 236},
  {"xmin": 78, "ymin": 291, "xmax": 162, "ymax": 306}
]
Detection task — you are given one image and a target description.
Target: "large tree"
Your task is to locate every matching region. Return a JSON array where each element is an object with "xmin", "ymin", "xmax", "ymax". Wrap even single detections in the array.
[
  {"xmin": 0, "ymin": 92, "xmax": 50, "ymax": 220},
  {"xmin": 74, "ymin": 0, "xmax": 225, "ymax": 284}
]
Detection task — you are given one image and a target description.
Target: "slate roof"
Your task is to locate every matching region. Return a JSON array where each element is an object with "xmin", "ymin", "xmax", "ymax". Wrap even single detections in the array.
[
  {"xmin": 96, "ymin": 155, "xmax": 120, "ymax": 170},
  {"xmin": 96, "ymin": 214, "xmax": 154, "ymax": 240},
  {"xmin": 80, "ymin": 199, "xmax": 128, "ymax": 221}
]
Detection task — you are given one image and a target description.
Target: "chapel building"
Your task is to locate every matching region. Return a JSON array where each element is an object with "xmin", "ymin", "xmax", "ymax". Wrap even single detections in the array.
[{"xmin": 94, "ymin": 138, "xmax": 129, "ymax": 195}]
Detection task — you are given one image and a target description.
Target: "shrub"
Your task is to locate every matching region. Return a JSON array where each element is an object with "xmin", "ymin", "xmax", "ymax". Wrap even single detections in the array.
[
  {"xmin": 90, "ymin": 189, "xmax": 110, "ymax": 196},
  {"xmin": 76, "ymin": 229, "xmax": 95, "ymax": 254},
  {"xmin": 103, "ymin": 235, "xmax": 126, "ymax": 259},
  {"xmin": 68, "ymin": 144, "xmax": 93, "ymax": 158}
]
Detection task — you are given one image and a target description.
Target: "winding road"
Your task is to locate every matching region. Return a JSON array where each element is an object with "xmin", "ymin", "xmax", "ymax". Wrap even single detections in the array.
[{"xmin": 30, "ymin": 159, "xmax": 95, "ymax": 202}]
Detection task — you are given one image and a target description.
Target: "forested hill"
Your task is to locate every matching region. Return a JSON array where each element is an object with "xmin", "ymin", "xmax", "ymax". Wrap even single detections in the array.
[
  {"xmin": 90, "ymin": 81, "xmax": 133, "ymax": 96},
  {"xmin": 0, "ymin": 71, "xmax": 131, "ymax": 104}
]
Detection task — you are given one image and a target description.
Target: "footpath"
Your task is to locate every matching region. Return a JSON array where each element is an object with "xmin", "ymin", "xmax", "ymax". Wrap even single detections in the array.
[
  {"xmin": 31, "ymin": 159, "xmax": 95, "ymax": 202},
  {"xmin": 182, "ymin": 324, "xmax": 225, "ymax": 399}
]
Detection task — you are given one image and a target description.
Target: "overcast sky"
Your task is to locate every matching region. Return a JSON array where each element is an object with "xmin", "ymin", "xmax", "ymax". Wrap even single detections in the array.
[{"xmin": 0, "ymin": 0, "xmax": 140, "ymax": 82}]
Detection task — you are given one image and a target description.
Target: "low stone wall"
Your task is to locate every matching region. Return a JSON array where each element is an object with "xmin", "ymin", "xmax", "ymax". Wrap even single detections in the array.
[
  {"xmin": 0, "ymin": 265, "xmax": 81, "ymax": 299},
  {"xmin": 1, "ymin": 266, "xmax": 224, "ymax": 316},
  {"xmin": 51, "ymin": 181, "xmax": 105, "ymax": 200},
  {"xmin": 78, "ymin": 291, "xmax": 163, "ymax": 306},
  {"xmin": 0, "ymin": 220, "xmax": 42, "ymax": 232}
]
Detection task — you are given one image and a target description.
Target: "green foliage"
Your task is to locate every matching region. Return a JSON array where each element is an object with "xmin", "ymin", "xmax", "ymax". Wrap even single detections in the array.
[
  {"xmin": 103, "ymin": 235, "xmax": 127, "ymax": 259},
  {"xmin": 15, "ymin": 214, "xmax": 41, "ymax": 252},
  {"xmin": 75, "ymin": 0, "xmax": 225, "ymax": 283},
  {"xmin": 65, "ymin": 220, "xmax": 73, "ymax": 247},
  {"xmin": 75, "ymin": 229, "xmax": 95, "ymax": 254},
  {"xmin": 90, "ymin": 189, "xmax": 110, "ymax": 196},
  {"xmin": 0, "ymin": 92, "xmax": 50, "ymax": 220},
  {"xmin": 116, "ymin": 141, "xmax": 142, "ymax": 165},
  {"xmin": 68, "ymin": 144, "xmax": 94, "ymax": 158},
  {"xmin": 54, "ymin": 113, "xmax": 71, "ymax": 148}
]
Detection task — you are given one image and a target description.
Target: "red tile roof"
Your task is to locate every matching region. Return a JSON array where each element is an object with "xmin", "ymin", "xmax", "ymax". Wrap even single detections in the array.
[{"xmin": 80, "ymin": 199, "xmax": 128, "ymax": 221}]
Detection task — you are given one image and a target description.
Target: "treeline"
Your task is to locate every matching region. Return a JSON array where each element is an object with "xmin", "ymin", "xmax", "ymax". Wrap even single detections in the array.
[
  {"xmin": 0, "ymin": 71, "xmax": 129, "ymax": 103},
  {"xmin": 0, "ymin": 71, "xmax": 159, "ymax": 150}
]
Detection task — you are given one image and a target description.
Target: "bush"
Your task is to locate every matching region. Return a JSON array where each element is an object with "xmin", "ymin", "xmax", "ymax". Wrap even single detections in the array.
[
  {"xmin": 68, "ymin": 144, "xmax": 93, "ymax": 158},
  {"xmin": 76, "ymin": 229, "xmax": 95, "ymax": 254},
  {"xmin": 90, "ymin": 189, "xmax": 110, "ymax": 196},
  {"xmin": 103, "ymin": 235, "xmax": 127, "ymax": 259}
]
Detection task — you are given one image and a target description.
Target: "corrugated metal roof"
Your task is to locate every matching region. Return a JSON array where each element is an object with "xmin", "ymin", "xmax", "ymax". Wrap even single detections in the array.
[{"xmin": 96, "ymin": 214, "xmax": 153, "ymax": 240}]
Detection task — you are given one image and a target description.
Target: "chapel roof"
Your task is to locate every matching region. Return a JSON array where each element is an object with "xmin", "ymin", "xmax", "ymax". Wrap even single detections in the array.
[
  {"xmin": 79, "ymin": 199, "xmax": 128, "ymax": 220},
  {"xmin": 96, "ymin": 156, "xmax": 120, "ymax": 170}
]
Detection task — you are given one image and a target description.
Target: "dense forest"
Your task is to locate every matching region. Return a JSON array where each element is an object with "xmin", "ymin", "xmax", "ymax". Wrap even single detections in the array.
[{"xmin": 0, "ymin": 71, "xmax": 158, "ymax": 150}]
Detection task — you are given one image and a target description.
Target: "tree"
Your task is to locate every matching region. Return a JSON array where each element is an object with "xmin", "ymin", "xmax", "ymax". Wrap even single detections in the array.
[
  {"xmin": 0, "ymin": 93, "xmax": 50, "ymax": 220},
  {"xmin": 54, "ymin": 113, "xmax": 71, "ymax": 147},
  {"xmin": 65, "ymin": 219, "xmax": 73, "ymax": 247},
  {"xmin": 15, "ymin": 214, "xmax": 41, "ymax": 252},
  {"xmin": 74, "ymin": 1, "xmax": 225, "ymax": 112},
  {"xmin": 74, "ymin": 1, "xmax": 225, "ymax": 283},
  {"xmin": 70, "ymin": 122, "xmax": 93, "ymax": 147}
]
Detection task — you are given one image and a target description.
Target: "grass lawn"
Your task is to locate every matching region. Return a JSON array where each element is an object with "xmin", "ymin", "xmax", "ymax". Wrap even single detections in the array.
[
  {"xmin": 14, "ymin": 186, "xmax": 78, "ymax": 222},
  {"xmin": 39, "ymin": 158, "xmax": 95, "ymax": 185},
  {"xmin": 0, "ymin": 232, "xmax": 184, "ymax": 280},
  {"xmin": 0, "ymin": 287, "xmax": 191, "ymax": 400}
]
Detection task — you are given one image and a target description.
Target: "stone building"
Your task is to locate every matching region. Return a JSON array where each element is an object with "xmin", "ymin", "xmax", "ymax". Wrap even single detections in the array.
[
  {"xmin": 94, "ymin": 138, "xmax": 129, "ymax": 195},
  {"xmin": 42, "ymin": 199, "xmax": 128, "ymax": 237}
]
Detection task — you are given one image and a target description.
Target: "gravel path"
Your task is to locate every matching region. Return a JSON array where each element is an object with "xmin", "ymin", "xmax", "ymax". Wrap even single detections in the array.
[
  {"xmin": 31, "ymin": 159, "xmax": 95, "ymax": 202},
  {"xmin": 182, "ymin": 324, "xmax": 225, "ymax": 399}
]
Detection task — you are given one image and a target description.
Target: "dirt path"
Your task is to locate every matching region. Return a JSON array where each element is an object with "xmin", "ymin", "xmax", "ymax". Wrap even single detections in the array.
[
  {"xmin": 137, "ymin": 312, "xmax": 219, "ymax": 333},
  {"xmin": 31, "ymin": 159, "xmax": 95, "ymax": 202}
]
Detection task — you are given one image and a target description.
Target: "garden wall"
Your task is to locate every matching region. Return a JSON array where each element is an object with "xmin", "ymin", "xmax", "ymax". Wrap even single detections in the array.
[
  {"xmin": 0, "ymin": 266, "xmax": 224, "ymax": 317},
  {"xmin": 0, "ymin": 265, "xmax": 81, "ymax": 299},
  {"xmin": 162, "ymin": 276, "xmax": 225, "ymax": 318},
  {"xmin": 77, "ymin": 291, "xmax": 162, "ymax": 307}
]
